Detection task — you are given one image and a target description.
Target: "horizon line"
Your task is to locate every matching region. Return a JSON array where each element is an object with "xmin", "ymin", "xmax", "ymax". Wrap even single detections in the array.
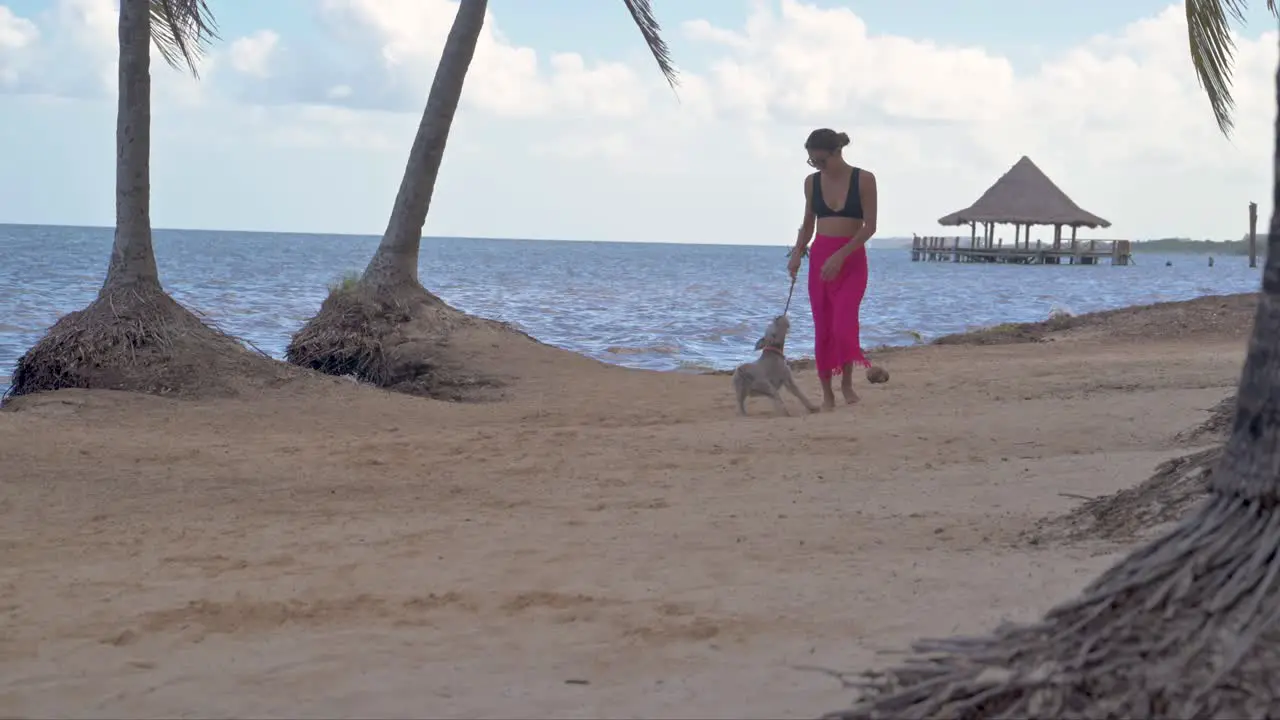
[
  {"xmin": 0, "ymin": 222, "xmax": 917, "ymax": 248},
  {"xmin": 0, "ymin": 222, "xmax": 1245, "ymax": 246}
]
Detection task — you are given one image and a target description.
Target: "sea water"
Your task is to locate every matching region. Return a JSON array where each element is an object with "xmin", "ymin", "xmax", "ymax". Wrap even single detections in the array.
[{"xmin": 0, "ymin": 224, "xmax": 1263, "ymax": 389}]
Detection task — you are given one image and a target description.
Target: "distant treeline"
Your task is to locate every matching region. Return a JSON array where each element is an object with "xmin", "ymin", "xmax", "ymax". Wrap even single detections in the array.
[{"xmin": 1131, "ymin": 237, "xmax": 1257, "ymax": 255}]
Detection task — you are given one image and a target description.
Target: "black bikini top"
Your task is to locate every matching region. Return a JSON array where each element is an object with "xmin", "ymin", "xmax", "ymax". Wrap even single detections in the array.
[{"xmin": 811, "ymin": 167, "xmax": 863, "ymax": 220}]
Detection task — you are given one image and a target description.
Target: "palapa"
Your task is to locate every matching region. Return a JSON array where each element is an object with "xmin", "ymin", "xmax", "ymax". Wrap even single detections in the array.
[{"xmin": 938, "ymin": 156, "xmax": 1110, "ymax": 228}]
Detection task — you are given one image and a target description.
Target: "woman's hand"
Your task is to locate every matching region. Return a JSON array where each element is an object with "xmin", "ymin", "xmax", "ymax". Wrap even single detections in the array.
[
  {"xmin": 787, "ymin": 251, "xmax": 804, "ymax": 279},
  {"xmin": 820, "ymin": 251, "xmax": 847, "ymax": 281}
]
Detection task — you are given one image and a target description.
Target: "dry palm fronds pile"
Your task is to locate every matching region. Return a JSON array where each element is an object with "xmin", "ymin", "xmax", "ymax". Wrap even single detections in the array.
[
  {"xmin": 1031, "ymin": 395, "xmax": 1234, "ymax": 544},
  {"xmin": 934, "ymin": 294, "xmax": 1257, "ymax": 347},
  {"xmin": 828, "ymin": 484, "xmax": 1280, "ymax": 719},
  {"xmin": 286, "ymin": 281, "xmax": 505, "ymax": 402},
  {"xmin": 6, "ymin": 284, "xmax": 299, "ymax": 401},
  {"xmin": 1174, "ymin": 394, "xmax": 1237, "ymax": 445},
  {"xmin": 1033, "ymin": 446, "xmax": 1220, "ymax": 544}
]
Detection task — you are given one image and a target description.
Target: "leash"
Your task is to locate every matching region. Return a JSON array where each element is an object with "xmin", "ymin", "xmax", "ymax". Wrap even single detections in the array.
[{"xmin": 782, "ymin": 244, "xmax": 806, "ymax": 315}]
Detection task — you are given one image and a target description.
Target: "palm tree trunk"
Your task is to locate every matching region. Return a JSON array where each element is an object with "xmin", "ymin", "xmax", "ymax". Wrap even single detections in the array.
[
  {"xmin": 361, "ymin": 0, "xmax": 487, "ymax": 290},
  {"xmin": 1215, "ymin": 55, "xmax": 1280, "ymax": 499},
  {"xmin": 103, "ymin": 0, "xmax": 160, "ymax": 293},
  {"xmin": 826, "ymin": 53, "xmax": 1280, "ymax": 720}
]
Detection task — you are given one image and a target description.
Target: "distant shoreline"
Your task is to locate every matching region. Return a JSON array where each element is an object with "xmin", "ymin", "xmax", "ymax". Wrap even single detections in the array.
[
  {"xmin": 0, "ymin": 222, "xmax": 922, "ymax": 250},
  {"xmin": 0, "ymin": 223, "xmax": 1258, "ymax": 254},
  {"xmin": 0, "ymin": 222, "xmax": 921, "ymax": 250},
  {"xmin": 1130, "ymin": 238, "xmax": 1254, "ymax": 255}
]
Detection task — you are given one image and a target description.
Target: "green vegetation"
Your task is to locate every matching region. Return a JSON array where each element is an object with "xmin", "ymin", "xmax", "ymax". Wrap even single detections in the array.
[
  {"xmin": 327, "ymin": 270, "xmax": 361, "ymax": 295},
  {"xmin": 1131, "ymin": 237, "xmax": 1254, "ymax": 255}
]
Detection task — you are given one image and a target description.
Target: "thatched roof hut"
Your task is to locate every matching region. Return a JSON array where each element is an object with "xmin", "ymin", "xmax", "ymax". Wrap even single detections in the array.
[
  {"xmin": 939, "ymin": 156, "xmax": 1110, "ymax": 228},
  {"xmin": 937, "ymin": 156, "xmax": 1111, "ymax": 250}
]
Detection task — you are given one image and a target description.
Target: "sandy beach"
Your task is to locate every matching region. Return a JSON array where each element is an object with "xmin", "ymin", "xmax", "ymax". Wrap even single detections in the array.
[{"xmin": 0, "ymin": 294, "xmax": 1256, "ymax": 719}]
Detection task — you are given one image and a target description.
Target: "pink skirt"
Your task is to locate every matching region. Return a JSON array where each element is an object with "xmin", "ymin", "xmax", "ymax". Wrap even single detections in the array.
[{"xmin": 808, "ymin": 234, "xmax": 870, "ymax": 379}]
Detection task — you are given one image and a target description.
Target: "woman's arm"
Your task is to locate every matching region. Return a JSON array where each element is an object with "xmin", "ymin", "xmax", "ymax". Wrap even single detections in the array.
[{"xmin": 794, "ymin": 175, "xmax": 816, "ymax": 254}]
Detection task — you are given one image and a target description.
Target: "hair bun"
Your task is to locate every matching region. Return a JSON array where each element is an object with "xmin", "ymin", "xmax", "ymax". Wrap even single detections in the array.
[{"xmin": 836, "ymin": 132, "xmax": 850, "ymax": 147}]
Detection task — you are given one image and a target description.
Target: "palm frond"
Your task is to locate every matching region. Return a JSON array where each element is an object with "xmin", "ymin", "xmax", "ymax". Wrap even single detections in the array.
[
  {"xmin": 620, "ymin": 0, "xmax": 679, "ymax": 91},
  {"xmin": 149, "ymin": 0, "xmax": 219, "ymax": 78},
  {"xmin": 1185, "ymin": 0, "xmax": 1276, "ymax": 136}
]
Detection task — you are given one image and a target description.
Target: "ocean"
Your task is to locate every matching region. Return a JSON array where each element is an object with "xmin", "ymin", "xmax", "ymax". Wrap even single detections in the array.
[{"xmin": 0, "ymin": 224, "xmax": 1265, "ymax": 389}]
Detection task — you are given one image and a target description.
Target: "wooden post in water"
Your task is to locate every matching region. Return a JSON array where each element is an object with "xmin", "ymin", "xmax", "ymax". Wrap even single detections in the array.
[{"xmin": 1249, "ymin": 201, "xmax": 1258, "ymax": 269}]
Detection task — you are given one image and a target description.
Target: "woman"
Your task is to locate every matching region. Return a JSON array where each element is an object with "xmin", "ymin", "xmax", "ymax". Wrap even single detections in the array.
[{"xmin": 787, "ymin": 128, "xmax": 878, "ymax": 410}]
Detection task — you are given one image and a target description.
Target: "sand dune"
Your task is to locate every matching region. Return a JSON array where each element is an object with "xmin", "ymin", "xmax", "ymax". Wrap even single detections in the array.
[{"xmin": 0, "ymin": 295, "xmax": 1254, "ymax": 719}]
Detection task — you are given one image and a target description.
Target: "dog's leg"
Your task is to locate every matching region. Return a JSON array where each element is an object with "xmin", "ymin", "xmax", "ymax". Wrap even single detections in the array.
[
  {"xmin": 767, "ymin": 387, "xmax": 790, "ymax": 416},
  {"xmin": 783, "ymin": 374, "xmax": 821, "ymax": 414},
  {"xmin": 733, "ymin": 370, "xmax": 749, "ymax": 416}
]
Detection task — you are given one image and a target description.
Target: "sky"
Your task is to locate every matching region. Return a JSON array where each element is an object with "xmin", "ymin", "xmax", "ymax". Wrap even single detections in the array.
[{"xmin": 0, "ymin": 0, "xmax": 1277, "ymax": 245}]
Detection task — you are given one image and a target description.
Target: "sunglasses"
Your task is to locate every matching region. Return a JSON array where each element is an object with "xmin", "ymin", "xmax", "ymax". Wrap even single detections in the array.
[{"xmin": 806, "ymin": 154, "xmax": 831, "ymax": 168}]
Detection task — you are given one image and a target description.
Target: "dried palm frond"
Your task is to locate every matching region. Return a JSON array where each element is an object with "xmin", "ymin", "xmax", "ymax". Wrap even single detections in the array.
[
  {"xmin": 621, "ymin": 0, "xmax": 679, "ymax": 90},
  {"xmin": 1185, "ymin": 0, "xmax": 1277, "ymax": 136},
  {"xmin": 149, "ymin": 0, "xmax": 220, "ymax": 77}
]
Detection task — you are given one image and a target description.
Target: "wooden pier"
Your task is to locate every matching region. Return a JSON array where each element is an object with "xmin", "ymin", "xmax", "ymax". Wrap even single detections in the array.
[
  {"xmin": 923, "ymin": 156, "xmax": 1123, "ymax": 267},
  {"xmin": 911, "ymin": 235, "xmax": 1132, "ymax": 265}
]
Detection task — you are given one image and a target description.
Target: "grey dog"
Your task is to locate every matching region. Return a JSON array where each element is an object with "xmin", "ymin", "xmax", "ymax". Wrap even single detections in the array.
[{"xmin": 731, "ymin": 315, "xmax": 820, "ymax": 416}]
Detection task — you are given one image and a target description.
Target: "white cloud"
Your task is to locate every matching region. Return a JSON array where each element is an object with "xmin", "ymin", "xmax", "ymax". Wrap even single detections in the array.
[
  {"xmin": 638, "ymin": 0, "xmax": 1277, "ymax": 242},
  {"xmin": 228, "ymin": 30, "xmax": 278, "ymax": 79},
  {"xmin": 693, "ymin": 1, "xmax": 1020, "ymax": 125},
  {"xmin": 245, "ymin": 0, "xmax": 659, "ymax": 119},
  {"xmin": 0, "ymin": 0, "xmax": 1276, "ymax": 243},
  {"xmin": 0, "ymin": 0, "xmax": 213, "ymax": 104},
  {"xmin": 0, "ymin": 6, "xmax": 37, "ymax": 49},
  {"xmin": 0, "ymin": 6, "xmax": 38, "ymax": 88},
  {"xmin": 683, "ymin": 19, "xmax": 749, "ymax": 50}
]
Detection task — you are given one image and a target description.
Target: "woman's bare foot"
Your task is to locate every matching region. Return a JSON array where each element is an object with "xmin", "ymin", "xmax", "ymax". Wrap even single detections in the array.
[
  {"xmin": 841, "ymin": 385, "xmax": 860, "ymax": 405},
  {"xmin": 822, "ymin": 393, "xmax": 837, "ymax": 411}
]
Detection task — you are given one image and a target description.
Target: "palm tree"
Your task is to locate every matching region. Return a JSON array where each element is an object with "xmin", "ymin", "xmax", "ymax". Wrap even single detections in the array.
[
  {"xmin": 1186, "ymin": 0, "xmax": 1277, "ymax": 135},
  {"xmin": 105, "ymin": 0, "xmax": 217, "ymax": 291},
  {"xmin": 285, "ymin": 0, "xmax": 677, "ymax": 398},
  {"xmin": 6, "ymin": 0, "xmax": 287, "ymax": 400},
  {"xmin": 827, "ymin": 4, "xmax": 1280, "ymax": 718}
]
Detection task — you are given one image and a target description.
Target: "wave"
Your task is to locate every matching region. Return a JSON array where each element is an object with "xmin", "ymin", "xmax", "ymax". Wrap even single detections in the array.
[{"xmin": 604, "ymin": 343, "xmax": 680, "ymax": 356}]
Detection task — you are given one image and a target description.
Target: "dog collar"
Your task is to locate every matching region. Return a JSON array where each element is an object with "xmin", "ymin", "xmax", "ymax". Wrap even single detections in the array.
[{"xmin": 762, "ymin": 346, "xmax": 785, "ymax": 355}]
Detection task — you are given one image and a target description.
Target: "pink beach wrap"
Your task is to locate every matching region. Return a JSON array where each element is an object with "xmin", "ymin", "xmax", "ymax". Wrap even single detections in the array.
[{"xmin": 808, "ymin": 234, "xmax": 870, "ymax": 379}]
